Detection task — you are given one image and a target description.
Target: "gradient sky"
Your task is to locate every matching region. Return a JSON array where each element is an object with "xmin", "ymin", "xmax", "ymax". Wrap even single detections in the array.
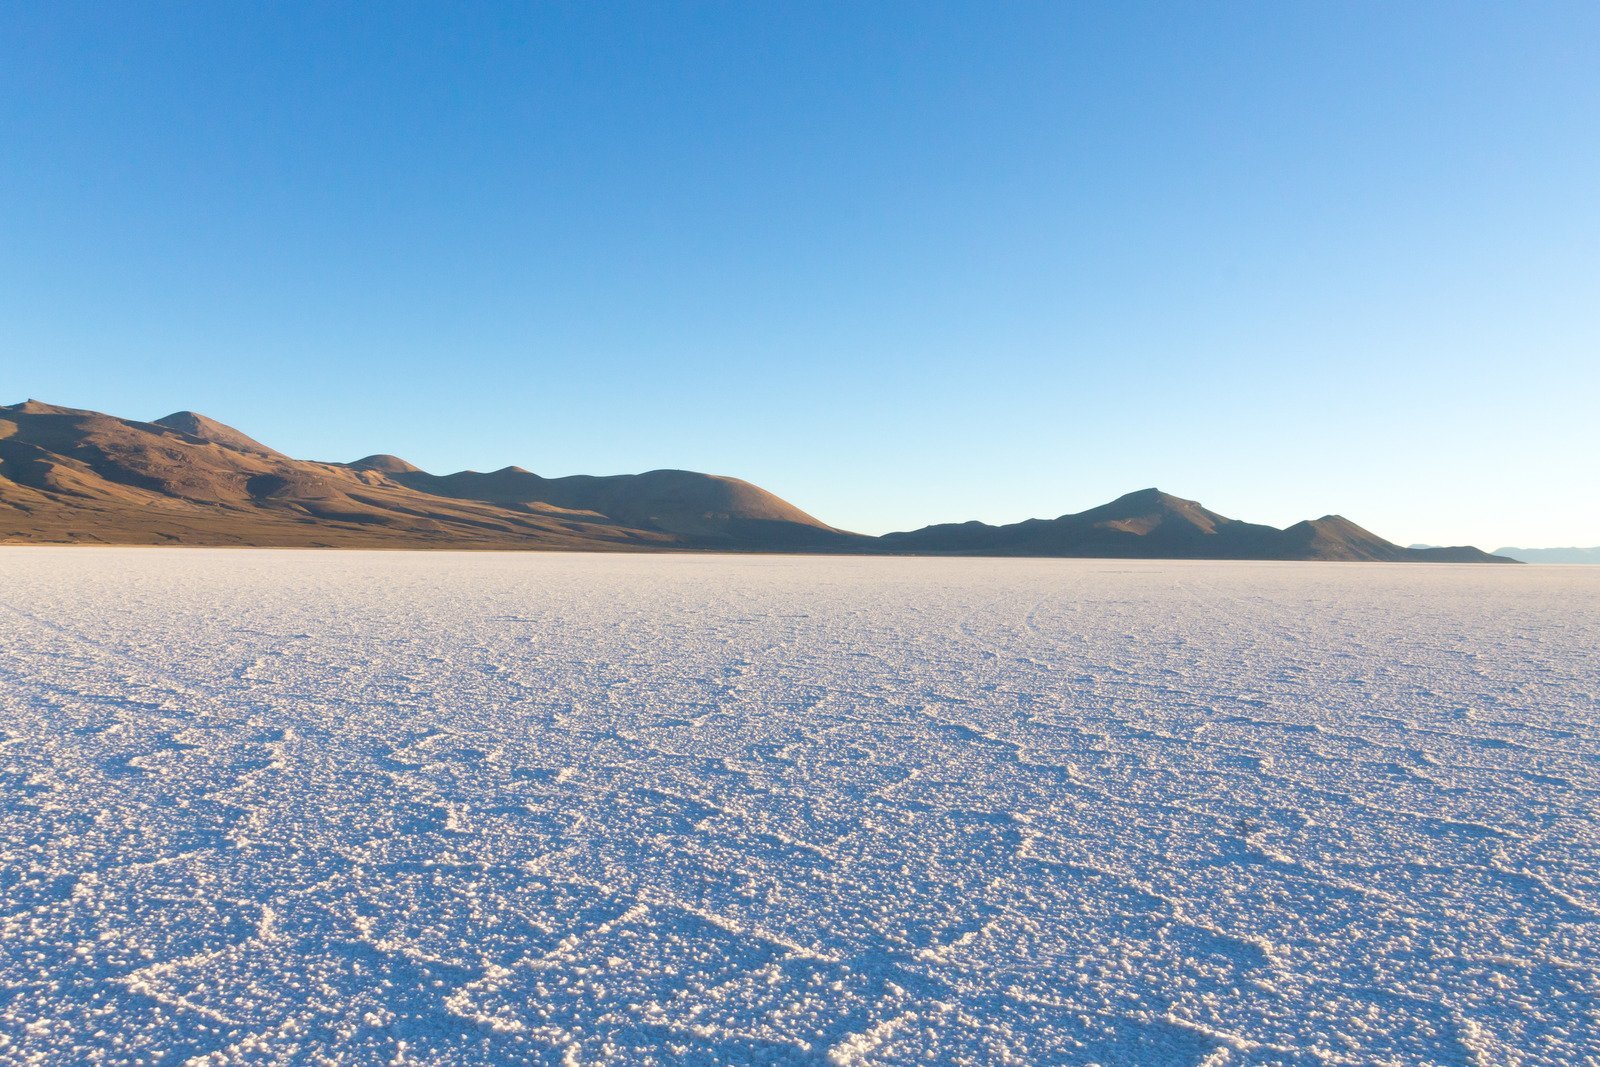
[{"xmin": 3, "ymin": 2, "xmax": 1596, "ymax": 547}]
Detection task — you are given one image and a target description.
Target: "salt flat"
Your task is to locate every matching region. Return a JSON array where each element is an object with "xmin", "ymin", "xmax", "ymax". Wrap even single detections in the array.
[{"xmin": 0, "ymin": 549, "xmax": 1595, "ymax": 1066}]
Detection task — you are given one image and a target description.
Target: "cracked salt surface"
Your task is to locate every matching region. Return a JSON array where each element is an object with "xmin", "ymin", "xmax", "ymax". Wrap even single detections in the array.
[{"xmin": 1, "ymin": 549, "xmax": 1596, "ymax": 1066}]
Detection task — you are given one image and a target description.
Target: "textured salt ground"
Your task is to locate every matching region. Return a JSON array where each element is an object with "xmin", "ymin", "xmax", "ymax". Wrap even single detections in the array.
[{"xmin": 0, "ymin": 549, "xmax": 1596, "ymax": 1066}]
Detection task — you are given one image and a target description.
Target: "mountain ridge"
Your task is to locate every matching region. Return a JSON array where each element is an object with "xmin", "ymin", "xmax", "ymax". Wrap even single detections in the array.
[
  {"xmin": 0, "ymin": 400, "xmax": 1514, "ymax": 562},
  {"xmin": 878, "ymin": 488, "xmax": 1508, "ymax": 562}
]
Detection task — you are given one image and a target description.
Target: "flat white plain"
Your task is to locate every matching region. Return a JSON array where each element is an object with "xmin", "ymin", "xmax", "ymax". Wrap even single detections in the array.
[{"xmin": 0, "ymin": 548, "xmax": 1596, "ymax": 1066}]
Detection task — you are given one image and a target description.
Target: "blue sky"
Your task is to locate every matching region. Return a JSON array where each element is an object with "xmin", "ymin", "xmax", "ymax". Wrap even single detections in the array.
[{"xmin": 3, "ymin": 2, "xmax": 1596, "ymax": 546}]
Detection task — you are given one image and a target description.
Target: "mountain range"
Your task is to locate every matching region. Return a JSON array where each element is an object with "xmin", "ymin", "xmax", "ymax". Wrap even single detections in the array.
[{"xmin": 0, "ymin": 400, "xmax": 1512, "ymax": 562}]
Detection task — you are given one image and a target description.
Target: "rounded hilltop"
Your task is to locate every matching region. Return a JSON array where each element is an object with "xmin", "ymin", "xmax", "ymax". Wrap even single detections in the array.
[
  {"xmin": 348, "ymin": 454, "xmax": 424, "ymax": 474},
  {"xmin": 154, "ymin": 410, "xmax": 282, "ymax": 457}
]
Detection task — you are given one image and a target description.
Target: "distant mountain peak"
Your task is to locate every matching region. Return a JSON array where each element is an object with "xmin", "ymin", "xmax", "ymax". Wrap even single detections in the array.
[
  {"xmin": 154, "ymin": 410, "xmax": 281, "ymax": 457},
  {"xmin": 1298, "ymin": 514, "xmax": 1363, "ymax": 532},
  {"xmin": 4, "ymin": 399, "xmax": 96, "ymax": 416},
  {"xmin": 1087, "ymin": 487, "xmax": 1175, "ymax": 510},
  {"xmin": 1063, "ymin": 486, "xmax": 1230, "ymax": 537},
  {"xmin": 349, "ymin": 454, "xmax": 423, "ymax": 474},
  {"xmin": 1094, "ymin": 487, "xmax": 1207, "ymax": 513},
  {"xmin": 884, "ymin": 490, "xmax": 1513, "ymax": 563}
]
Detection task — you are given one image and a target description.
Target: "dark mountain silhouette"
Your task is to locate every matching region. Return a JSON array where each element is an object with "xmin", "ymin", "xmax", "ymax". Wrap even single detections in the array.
[
  {"xmin": 0, "ymin": 400, "xmax": 1513, "ymax": 561},
  {"xmin": 880, "ymin": 488, "xmax": 1511, "ymax": 563}
]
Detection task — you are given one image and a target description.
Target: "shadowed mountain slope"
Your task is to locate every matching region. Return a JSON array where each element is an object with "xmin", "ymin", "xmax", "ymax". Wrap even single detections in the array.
[
  {"xmin": 348, "ymin": 454, "xmax": 424, "ymax": 474},
  {"xmin": 389, "ymin": 465, "xmax": 836, "ymax": 545},
  {"xmin": 153, "ymin": 410, "xmax": 283, "ymax": 457},
  {"xmin": 0, "ymin": 400, "xmax": 850, "ymax": 550},
  {"xmin": 879, "ymin": 489, "xmax": 1513, "ymax": 563},
  {"xmin": 0, "ymin": 400, "xmax": 1512, "ymax": 560}
]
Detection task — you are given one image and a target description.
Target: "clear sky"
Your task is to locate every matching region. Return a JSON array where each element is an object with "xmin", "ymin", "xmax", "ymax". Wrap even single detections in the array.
[{"xmin": 3, "ymin": 2, "xmax": 1596, "ymax": 548}]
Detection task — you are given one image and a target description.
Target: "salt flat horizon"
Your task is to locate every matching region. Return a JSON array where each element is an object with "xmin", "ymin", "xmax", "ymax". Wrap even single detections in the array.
[
  {"xmin": 3, "ymin": 542, "xmax": 1583, "ymax": 566},
  {"xmin": 2, "ymin": 549, "xmax": 1596, "ymax": 1065}
]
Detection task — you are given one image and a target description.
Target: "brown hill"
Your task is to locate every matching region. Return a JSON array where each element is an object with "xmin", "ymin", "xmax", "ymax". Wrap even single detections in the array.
[
  {"xmin": 348, "ymin": 454, "xmax": 423, "ymax": 474},
  {"xmin": 0, "ymin": 400, "xmax": 850, "ymax": 550},
  {"xmin": 879, "ymin": 488, "xmax": 1514, "ymax": 563},
  {"xmin": 390, "ymin": 466, "xmax": 837, "ymax": 546},
  {"xmin": 153, "ymin": 410, "xmax": 283, "ymax": 457}
]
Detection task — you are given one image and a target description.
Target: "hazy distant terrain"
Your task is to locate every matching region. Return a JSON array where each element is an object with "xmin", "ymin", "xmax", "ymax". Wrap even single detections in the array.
[
  {"xmin": 2, "ymin": 549, "xmax": 1593, "ymax": 1065},
  {"xmin": 1494, "ymin": 546, "xmax": 1600, "ymax": 564}
]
